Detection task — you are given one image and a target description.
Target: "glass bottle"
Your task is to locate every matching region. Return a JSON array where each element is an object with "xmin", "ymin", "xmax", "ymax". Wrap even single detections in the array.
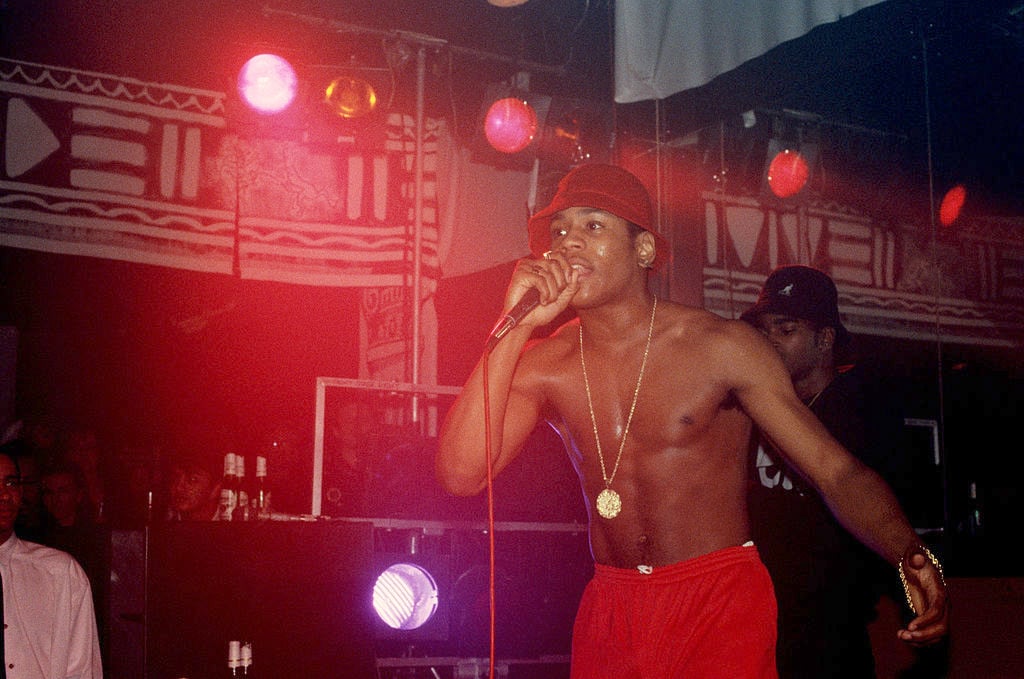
[
  {"xmin": 217, "ymin": 453, "xmax": 238, "ymax": 521},
  {"xmin": 227, "ymin": 640, "xmax": 242, "ymax": 677},
  {"xmin": 233, "ymin": 455, "xmax": 250, "ymax": 522},
  {"xmin": 240, "ymin": 640, "xmax": 253, "ymax": 677},
  {"xmin": 254, "ymin": 455, "xmax": 270, "ymax": 520}
]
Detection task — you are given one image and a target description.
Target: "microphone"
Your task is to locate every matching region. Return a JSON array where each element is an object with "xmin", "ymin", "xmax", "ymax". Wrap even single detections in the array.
[{"xmin": 485, "ymin": 288, "xmax": 541, "ymax": 351}]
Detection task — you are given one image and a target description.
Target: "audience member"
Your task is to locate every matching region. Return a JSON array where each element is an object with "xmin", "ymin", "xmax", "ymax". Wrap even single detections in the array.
[
  {"xmin": 0, "ymin": 419, "xmax": 51, "ymax": 541},
  {"xmin": 21, "ymin": 417, "xmax": 57, "ymax": 461},
  {"xmin": 4, "ymin": 443, "xmax": 46, "ymax": 542},
  {"xmin": 39, "ymin": 456, "xmax": 111, "ymax": 668},
  {"xmin": 0, "ymin": 449, "xmax": 103, "ymax": 677},
  {"xmin": 741, "ymin": 266, "xmax": 910, "ymax": 677},
  {"xmin": 107, "ymin": 441, "xmax": 162, "ymax": 528},
  {"xmin": 165, "ymin": 449, "xmax": 223, "ymax": 521},
  {"xmin": 41, "ymin": 459, "xmax": 92, "ymax": 530},
  {"xmin": 64, "ymin": 426, "xmax": 109, "ymax": 524}
]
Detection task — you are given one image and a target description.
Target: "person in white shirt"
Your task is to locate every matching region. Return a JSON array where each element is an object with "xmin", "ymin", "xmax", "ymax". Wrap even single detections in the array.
[{"xmin": 0, "ymin": 450, "xmax": 103, "ymax": 679}]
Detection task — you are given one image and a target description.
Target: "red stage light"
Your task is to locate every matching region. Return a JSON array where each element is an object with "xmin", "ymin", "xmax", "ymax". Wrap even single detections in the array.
[
  {"xmin": 766, "ymin": 148, "xmax": 811, "ymax": 198},
  {"xmin": 237, "ymin": 54, "xmax": 298, "ymax": 115},
  {"xmin": 484, "ymin": 97, "xmax": 538, "ymax": 154},
  {"xmin": 940, "ymin": 184, "xmax": 967, "ymax": 227}
]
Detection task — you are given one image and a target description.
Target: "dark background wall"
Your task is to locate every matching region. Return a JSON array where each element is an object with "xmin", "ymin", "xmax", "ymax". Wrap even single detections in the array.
[
  {"xmin": 0, "ymin": 245, "xmax": 590, "ymax": 523},
  {"xmin": 3, "ymin": 242, "xmax": 1021, "ymax": 568}
]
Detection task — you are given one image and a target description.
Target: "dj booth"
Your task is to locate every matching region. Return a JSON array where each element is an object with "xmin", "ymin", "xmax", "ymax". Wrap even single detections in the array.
[
  {"xmin": 140, "ymin": 518, "xmax": 591, "ymax": 679},
  {"xmin": 107, "ymin": 378, "xmax": 591, "ymax": 678}
]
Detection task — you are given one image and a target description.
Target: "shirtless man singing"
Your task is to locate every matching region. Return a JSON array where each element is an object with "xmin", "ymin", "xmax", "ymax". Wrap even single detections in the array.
[{"xmin": 436, "ymin": 163, "xmax": 948, "ymax": 679}]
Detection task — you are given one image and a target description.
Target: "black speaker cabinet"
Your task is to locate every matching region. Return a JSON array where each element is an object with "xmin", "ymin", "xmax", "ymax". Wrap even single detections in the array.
[{"xmin": 146, "ymin": 521, "xmax": 376, "ymax": 679}]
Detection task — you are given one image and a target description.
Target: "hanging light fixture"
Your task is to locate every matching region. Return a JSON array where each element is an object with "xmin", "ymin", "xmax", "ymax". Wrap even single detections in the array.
[
  {"xmin": 484, "ymin": 96, "xmax": 539, "ymax": 154},
  {"xmin": 766, "ymin": 146, "xmax": 812, "ymax": 199},
  {"xmin": 237, "ymin": 53, "xmax": 299, "ymax": 115},
  {"xmin": 474, "ymin": 72, "xmax": 610, "ymax": 169},
  {"xmin": 760, "ymin": 112, "xmax": 821, "ymax": 203},
  {"xmin": 324, "ymin": 74, "xmax": 379, "ymax": 119}
]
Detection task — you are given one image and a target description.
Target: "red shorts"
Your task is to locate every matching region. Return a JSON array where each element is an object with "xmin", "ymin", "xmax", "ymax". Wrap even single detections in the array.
[{"xmin": 570, "ymin": 544, "xmax": 778, "ymax": 679}]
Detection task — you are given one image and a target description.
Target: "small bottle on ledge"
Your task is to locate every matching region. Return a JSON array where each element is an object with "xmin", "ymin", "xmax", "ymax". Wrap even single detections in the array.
[
  {"xmin": 217, "ymin": 453, "xmax": 238, "ymax": 521},
  {"xmin": 254, "ymin": 455, "xmax": 271, "ymax": 520},
  {"xmin": 233, "ymin": 455, "xmax": 250, "ymax": 522},
  {"xmin": 240, "ymin": 640, "xmax": 253, "ymax": 677},
  {"xmin": 227, "ymin": 640, "xmax": 241, "ymax": 677}
]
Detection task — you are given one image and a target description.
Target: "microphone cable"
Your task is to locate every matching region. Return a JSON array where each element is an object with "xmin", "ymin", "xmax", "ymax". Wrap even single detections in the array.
[{"xmin": 480, "ymin": 344, "xmax": 498, "ymax": 679}]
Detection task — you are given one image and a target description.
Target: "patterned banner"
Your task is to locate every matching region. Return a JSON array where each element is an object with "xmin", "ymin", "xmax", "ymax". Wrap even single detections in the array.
[
  {"xmin": 0, "ymin": 58, "xmax": 443, "ymax": 289},
  {"xmin": 0, "ymin": 57, "xmax": 448, "ymax": 386}
]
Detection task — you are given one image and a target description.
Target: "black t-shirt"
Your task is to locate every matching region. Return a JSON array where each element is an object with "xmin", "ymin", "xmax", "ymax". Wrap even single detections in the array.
[{"xmin": 748, "ymin": 367, "xmax": 905, "ymax": 678}]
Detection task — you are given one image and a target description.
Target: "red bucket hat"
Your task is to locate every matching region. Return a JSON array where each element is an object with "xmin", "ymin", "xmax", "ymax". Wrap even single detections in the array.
[{"xmin": 527, "ymin": 163, "xmax": 668, "ymax": 270}]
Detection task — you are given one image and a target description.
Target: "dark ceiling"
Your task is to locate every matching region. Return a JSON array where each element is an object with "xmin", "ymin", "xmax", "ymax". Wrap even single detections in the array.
[
  {"xmin": 2, "ymin": 0, "xmax": 1023, "ymax": 217},
  {"xmin": 643, "ymin": 0, "xmax": 1024, "ymax": 220}
]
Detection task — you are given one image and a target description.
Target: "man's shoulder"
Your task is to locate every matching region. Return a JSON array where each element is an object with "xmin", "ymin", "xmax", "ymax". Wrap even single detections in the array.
[
  {"xmin": 7, "ymin": 538, "xmax": 94, "ymax": 600},
  {"xmin": 12, "ymin": 536, "xmax": 84, "ymax": 570},
  {"xmin": 524, "ymin": 318, "xmax": 579, "ymax": 358},
  {"xmin": 663, "ymin": 302, "xmax": 762, "ymax": 348}
]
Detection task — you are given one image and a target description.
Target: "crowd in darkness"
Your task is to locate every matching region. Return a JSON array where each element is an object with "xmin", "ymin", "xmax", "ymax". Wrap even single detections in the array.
[
  {"xmin": 0, "ymin": 416, "xmax": 322, "ymax": 532},
  {"xmin": 0, "ymin": 414, "xmax": 316, "ymax": 673}
]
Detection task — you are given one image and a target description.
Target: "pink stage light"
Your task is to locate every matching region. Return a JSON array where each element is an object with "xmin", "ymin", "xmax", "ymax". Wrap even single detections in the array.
[
  {"xmin": 237, "ymin": 54, "xmax": 298, "ymax": 115},
  {"xmin": 484, "ymin": 97, "xmax": 538, "ymax": 154}
]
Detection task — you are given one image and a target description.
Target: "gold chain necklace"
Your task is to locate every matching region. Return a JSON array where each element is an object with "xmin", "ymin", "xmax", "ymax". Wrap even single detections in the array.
[
  {"xmin": 805, "ymin": 378, "xmax": 832, "ymax": 409},
  {"xmin": 579, "ymin": 296, "xmax": 657, "ymax": 519}
]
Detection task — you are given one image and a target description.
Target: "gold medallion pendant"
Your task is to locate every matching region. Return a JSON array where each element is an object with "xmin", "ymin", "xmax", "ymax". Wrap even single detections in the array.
[
  {"xmin": 596, "ymin": 488, "xmax": 622, "ymax": 519},
  {"xmin": 580, "ymin": 297, "xmax": 658, "ymax": 522}
]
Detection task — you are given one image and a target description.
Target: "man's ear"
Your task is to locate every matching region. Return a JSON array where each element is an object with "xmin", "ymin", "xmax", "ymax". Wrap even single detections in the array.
[
  {"xmin": 816, "ymin": 326, "xmax": 836, "ymax": 351},
  {"xmin": 636, "ymin": 231, "xmax": 656, "ymax": 268}
]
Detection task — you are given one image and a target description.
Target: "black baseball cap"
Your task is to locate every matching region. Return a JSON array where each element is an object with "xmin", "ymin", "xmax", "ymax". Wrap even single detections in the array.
[{"xmin": 741, "ymin": 265, "xmax": 851, "ymax": 346}]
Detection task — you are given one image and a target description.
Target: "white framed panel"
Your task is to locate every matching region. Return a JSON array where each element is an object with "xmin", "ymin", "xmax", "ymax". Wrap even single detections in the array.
[{"xmin": 312, "ymin": 377, "xmax": 461, "ymax": 517}]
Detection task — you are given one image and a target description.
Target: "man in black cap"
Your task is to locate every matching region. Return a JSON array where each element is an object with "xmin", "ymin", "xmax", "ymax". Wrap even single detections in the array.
[{"xmin": 742, "ymin": 265, "xmax": 925, "ymax": 678}]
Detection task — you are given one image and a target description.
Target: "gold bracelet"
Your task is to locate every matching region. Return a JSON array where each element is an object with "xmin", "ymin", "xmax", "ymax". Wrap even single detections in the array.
[{"xmin": 898, "ymin": 544, "xmax": 945, "ymax": 614}]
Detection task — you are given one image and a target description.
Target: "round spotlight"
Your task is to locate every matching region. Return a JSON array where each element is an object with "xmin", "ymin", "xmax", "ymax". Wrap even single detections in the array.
[
  {"xmin": 767, "ymin": 148, "xmax": 811, "ymax": 198},
  {"xmin": 237, "ymin": 54, "xmax": 298, "ymax": 115},
  {"xmin": 940, "ymin": 184, "xmax": 967, "ymax": 227},
  {"xmin": 324, "ymin": 76, "xmax": 378, "ymax": 119},
  {"xmin": 484, "ymin": 97, "xmax": 538, "ymax": 154},
  {"xmin": 372, "ymin": 562, "xmax": 439, "ymax": 631}
]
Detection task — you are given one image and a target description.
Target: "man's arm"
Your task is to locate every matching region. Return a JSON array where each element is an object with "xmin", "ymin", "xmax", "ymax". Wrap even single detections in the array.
[
  {"xmin": 436, "ymin": 257, "xmax": 578, "ymax": 496},
  {"xmin": 724, "ymin": 319, "xmax": 949, "ymax": 643},
  {"xmin": 436, "ymin": 325, "xmax": 543, "ymax": 496},
  {"xmin": 63, "ymin": 558, "xmax": 104, "ymax": 679}
]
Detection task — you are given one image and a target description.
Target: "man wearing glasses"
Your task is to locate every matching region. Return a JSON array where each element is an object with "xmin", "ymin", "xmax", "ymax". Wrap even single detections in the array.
[{"xmin": 0, "ymin": 450, "xmax": 103, "ymax": 678}]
